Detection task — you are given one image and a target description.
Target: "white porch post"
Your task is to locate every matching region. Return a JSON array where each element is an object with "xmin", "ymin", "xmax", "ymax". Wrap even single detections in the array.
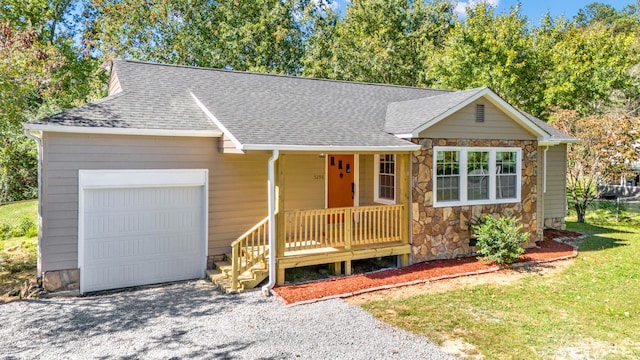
[{"xmin": 262, "ymin": 149, "xmax": 279, "ymax": 295}]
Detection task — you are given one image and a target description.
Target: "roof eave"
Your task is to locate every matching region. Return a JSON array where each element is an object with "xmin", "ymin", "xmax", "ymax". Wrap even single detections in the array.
[
  {"xmin": 23, "ymin": 123, "xmax": 222, "ymax": 138},
  {"xmin": 538, "ymin": 138, "xmax": 580, "ymax": 146},
  {"xmin": 241, "ymin": 144, "xmax": 420, "ymax": 152},
  {"xmin": 394, "ymin": 133, "xmax": 414, "ymax": 139}
]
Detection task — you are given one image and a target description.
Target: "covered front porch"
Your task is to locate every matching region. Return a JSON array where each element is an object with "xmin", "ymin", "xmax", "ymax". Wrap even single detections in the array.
[{"xmin": 216, "ymin": 151, "xmax": 413, "ymax": 292}]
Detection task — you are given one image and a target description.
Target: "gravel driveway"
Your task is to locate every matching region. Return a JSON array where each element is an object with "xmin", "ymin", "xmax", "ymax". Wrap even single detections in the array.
[{"xmin": 0, "ymin": 280, "xmax": 455, "ymax": 359}]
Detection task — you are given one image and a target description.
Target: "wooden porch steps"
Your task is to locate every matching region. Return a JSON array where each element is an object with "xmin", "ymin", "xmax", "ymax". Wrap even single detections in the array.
[{"xmin": 207, "ymin": 256, "xmax": 268, "ymax": 293}]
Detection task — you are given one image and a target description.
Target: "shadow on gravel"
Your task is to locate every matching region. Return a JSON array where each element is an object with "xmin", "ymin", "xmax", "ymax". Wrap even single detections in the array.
[{"xmin": 14, "ymin": 281, "xmax": 258, "ymax": 356}]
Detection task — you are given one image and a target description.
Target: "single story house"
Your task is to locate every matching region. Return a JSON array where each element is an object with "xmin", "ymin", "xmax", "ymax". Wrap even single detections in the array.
[{"xmin": 24, "ymin": 60, "xmax": 577, "ymax": 294}]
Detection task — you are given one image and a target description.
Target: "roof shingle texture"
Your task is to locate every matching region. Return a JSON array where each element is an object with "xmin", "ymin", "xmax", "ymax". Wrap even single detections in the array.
[
  {"xmin": 32, "ymin": 63, "xmax": 214, "ymax": 131},
  {"xmin": 32, "ymin": 60, "xmax": 575, "ymax": 146},
  {"xmin": 35, "ymin": 60, "xmax": 445, "ymax": 147}
]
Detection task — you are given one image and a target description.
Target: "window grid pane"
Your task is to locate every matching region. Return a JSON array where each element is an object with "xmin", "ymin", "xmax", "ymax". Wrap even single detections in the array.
[
  {"xmin": 436, "ymin": 151, "xmax": 460, "ymax": 202},
  {"xmin": 467, "ymin": 151, "xmax": 489, "ymax": 200},
  {"xmin": 496, "ymin": 151, "xmax": 517, "ymax": 199},
  {"xmin": 378, "ymin": 154, "xmax": 395, "ymax": 201}
]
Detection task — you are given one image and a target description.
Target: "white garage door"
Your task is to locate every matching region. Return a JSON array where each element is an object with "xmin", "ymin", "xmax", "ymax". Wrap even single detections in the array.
[{"xmin": 78, "ymin": 169, "xmax": 208, "ymax": 293}]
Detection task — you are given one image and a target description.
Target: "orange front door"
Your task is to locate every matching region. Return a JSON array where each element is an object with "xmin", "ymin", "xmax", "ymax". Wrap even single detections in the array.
[{"xmin": 327, "ymin": 154, "xmax": 354, "ymax": 208}]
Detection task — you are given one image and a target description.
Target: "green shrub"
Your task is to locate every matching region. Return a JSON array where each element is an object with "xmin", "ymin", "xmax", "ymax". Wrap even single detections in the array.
[
  {"xmin": 19, "ymin": 216, "xmax": 37, "ymax": 238},
  {"xmin": 0, "ymin": 223, "xmax": 11, "ymax": 240},
  {"xmin": 10, "ymin": 227, "xmax": 23, "ymax": 237},
  {"xmin": 25, "ymin": 226, "xmax": 38, "ymax": 238},
  {"xmin": 0, "ymin": 134, "xmax": 38, "ymax": 202},
  {"xmin": 471, "ymin": 215, "xmax": 528, "ymax": 265}
]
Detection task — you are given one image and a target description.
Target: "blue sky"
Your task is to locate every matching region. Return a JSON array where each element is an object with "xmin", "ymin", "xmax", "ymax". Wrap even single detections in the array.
[{"xmin": 333, "ymin": 1, "xmax": 636, "ymax": 23}]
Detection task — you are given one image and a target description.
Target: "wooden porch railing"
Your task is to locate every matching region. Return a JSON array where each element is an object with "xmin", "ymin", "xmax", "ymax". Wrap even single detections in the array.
[
  {"xmin": 284, "ymin": 205, "xmax": 404, "ymax": 252},
  {"xmin": 229, "ymin": 216, "xmax": 269, "ymax": 290}
]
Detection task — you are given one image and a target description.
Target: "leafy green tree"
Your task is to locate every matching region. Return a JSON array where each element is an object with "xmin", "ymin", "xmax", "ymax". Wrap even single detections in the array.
[
  {"xmin": 575, "ymin": 1, "xmax": 640, "ymax": 32},
  {"xmin": 300, "ymin": 2, "xmax": 340, "ymax": 80},
  {"xmin": 85, "ymin": 0, "xmax": 311, "ymax": 74},
  {"xmin": 0, "ymin": 0, "xmax": 106, "ymax": 202},
  {"xmin": 426, "ymin": 2, "xmax": 640, "ymax": 118},
  {"xmin": 303, "ymin": 0, "xmax": 457, "ymax": 86},
  {"xmin": 426, "ymin": 3, "xmax": 545, "ymax": 115},
  {"xmin": 550, "ymin": 110, "xmax": 639, "ymax": 223},
  {"xmin": 543, "ymin": 23, "xmax": 639, "ymax": 116}
]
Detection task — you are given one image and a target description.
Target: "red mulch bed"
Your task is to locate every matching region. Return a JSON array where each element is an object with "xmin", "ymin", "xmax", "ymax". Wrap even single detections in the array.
[{"xmin": 272, "ymin": 230, "xmax": 582, "ymax": 306}]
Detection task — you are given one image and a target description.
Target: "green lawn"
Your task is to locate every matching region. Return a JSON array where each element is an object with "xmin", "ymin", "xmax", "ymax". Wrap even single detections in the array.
[
  {"xmin": 0, "ymin": 200, "xmax": 37, "ymax": 224},
  {"xmin": 0, "ymin": 200, "xmax": 38, "ymax": 301},
  {"xmin": 0, "ymin": 200, "xmax": 38, "ymax": 250},
  {"xmin": 361, "ymin": 211, "xmax": 640, "ymax": 359}
]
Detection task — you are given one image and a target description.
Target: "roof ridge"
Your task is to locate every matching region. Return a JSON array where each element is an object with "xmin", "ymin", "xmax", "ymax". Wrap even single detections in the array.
[
  {"xmin": 387, "ymin": 86, "xmax": 484, "ymax": 107},
  {"xmin": 114, "ymin": 59, "xmax": 452, "ymax": 93}
]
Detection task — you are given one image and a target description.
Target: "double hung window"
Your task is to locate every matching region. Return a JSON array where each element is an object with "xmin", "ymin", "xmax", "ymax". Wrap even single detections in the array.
[
  {"xmin": 375, "ymin": 154, "xmax": 395, "ymax": 204},
  {"xmin": 434, "ymin": 147, "xmax": 521, "ymax": 207}
]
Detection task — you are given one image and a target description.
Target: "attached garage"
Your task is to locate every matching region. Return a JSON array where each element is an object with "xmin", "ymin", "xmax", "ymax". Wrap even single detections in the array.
[{"xmin": 78, "ymin": 169, "xmax": 208, "ymax": 293}]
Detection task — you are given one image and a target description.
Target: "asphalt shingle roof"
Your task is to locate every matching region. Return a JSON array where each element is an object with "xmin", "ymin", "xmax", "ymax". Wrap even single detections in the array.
[
  {"xmin": 31, "ymin": 64, "xmax": 214, "ymax": 131},
  {"xmin": 384, "ymin": 87, "xmax": 486, "ymax": 134},
  {"xmin": 31, "ymin": 60, "xmax": 576, "ymax": 147},
  {"xmin": 517, "ymin": 110, "xmax": 578, "ymax": 142}
]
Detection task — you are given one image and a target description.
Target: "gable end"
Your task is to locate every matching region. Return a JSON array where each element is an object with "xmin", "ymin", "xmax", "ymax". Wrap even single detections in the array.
[
  {"xmin": 108, "ymin": 67, "xmax": 122, "ymax": 96},
  {"xmin": 418, "ymin": 99, "xmax": 537, "ymax": 140}
]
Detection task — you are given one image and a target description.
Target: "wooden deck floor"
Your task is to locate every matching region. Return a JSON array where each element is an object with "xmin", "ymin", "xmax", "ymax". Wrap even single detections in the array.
[{"xmin": 279, "ymin": 241, "xmax": 410, "ymax": 269}]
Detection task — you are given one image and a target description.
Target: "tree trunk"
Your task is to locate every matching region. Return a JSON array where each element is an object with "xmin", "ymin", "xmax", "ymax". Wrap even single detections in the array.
[{"xmin": 575, "ymin": 202, "xmax": 586, "ymax": 223}]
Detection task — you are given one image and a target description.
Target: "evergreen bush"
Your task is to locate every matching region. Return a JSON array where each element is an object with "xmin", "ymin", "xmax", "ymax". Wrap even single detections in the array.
[{"xmin": 471, "ymin": 215, "xmax": 529, "ymax": 265}]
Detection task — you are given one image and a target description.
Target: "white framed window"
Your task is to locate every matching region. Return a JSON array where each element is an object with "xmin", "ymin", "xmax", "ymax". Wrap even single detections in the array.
[
  {"xmin": 433, "ymin": 147, "xmax": 521, "ymax": 207},
  {"xmin": 374, "ymin": 154, "xmax": 396, "ymax": 204}
]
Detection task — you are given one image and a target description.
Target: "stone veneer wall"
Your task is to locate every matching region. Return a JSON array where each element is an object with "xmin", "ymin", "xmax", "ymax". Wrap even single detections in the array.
[
  {"xmin": 411, "ymin": 138, "xmax": 539, "ymax": 263},
  {"xmin": 43, "ymin": 269, "xmax": 79, "ymax": 293}
]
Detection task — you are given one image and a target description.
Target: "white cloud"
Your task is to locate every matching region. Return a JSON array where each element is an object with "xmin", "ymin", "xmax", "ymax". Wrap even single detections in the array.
[{"xmin": 454, "ymin": 0, "xmax": 500, "ymax": 17}]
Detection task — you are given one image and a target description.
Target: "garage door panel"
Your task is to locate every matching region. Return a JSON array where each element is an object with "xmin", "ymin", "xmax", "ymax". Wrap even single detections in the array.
[
  {"xmin": 85, "ymin": 187, "xmax": 202, "ymax": 211},
  {"xmin": 79, "ymin": 170, "xmax": 208, "ymax": 294},
  {"xmin": 85, "ymin": 212, "xmax": 202, "ymax": 237},
  {"xmin": 82, "ymin": 256, "xmax": 201, "ymax": 293},
  {"xmin": 85, "ymin": 209, "xmax": 202, "ymax": 238},
  {"xmin": 85, "ymin": 231, "xmax": 202, "ymax": 261}
]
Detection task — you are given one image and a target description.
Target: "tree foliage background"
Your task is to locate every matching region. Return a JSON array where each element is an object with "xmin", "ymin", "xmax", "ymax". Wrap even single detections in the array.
[{"xmin": 2, "ymin": 0, "xmax": 639, "ymax": 210}]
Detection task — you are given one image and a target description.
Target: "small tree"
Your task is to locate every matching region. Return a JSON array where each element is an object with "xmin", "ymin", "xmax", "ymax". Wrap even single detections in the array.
[
  {"xmin": 550, "ymin": 110, "xmax": 638, "ymax": 223},
  {"xmin": 472, "ymin": 215, "xmax": 528, "ymax": 265}
]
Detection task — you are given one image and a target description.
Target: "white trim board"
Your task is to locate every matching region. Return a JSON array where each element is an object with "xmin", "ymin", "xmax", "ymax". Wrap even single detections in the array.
[
  {"xmin": 242, "ymin": 144, "xmax": 420, "ymax": 152},
  {"xmin": 79, "ymin": 169, "xmax": 208, "ymax": 189},
  {"xmin": 24, "ymin": 124, "xmax": 221, "ymax": 138},
  {"xmin": 432, "ymin": 146, "xmax": 522, "ymax": 208},
  {"xmin": 373, "ymin": 154, "xmax": 397, "ymax": 205}
]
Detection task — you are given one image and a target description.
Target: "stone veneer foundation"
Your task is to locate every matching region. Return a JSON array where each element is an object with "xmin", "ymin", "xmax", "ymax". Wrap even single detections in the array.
[
  {"xmin": 42, "ymin": 268, "xmax": 79, "ymax": 292},
  {"xmin": 544, "ymin": 217, "xmax": 566, "ymax": 230},
  {"xmin": 411, "ymin": 138, "xmax": 539, "ymax": 263}
]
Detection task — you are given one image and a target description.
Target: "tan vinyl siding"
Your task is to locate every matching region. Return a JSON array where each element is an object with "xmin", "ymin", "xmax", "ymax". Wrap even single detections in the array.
[
  {"xmin": 283, "ymin": 154, "xmax": 325, "ymax": 210},
  {"xmin": 544, "ymin": 144, "xmax": 568, "ymax": 219},
  {"xmin": 359, "ymin": 154, "xmax": 375, "ymax": 205},
  {"xmin": 419, "ymin": 100, "xmax": 537, "ymax": 140},
  {"xmin": 220, "ymin": 134, "xmax": 243, "ymax": 153},
  {"xmin": 107, "ymin": 69, "xmax": 122, "ymax": 96},
  {"xmin": 41, "ymin": 133, "xmax": 269, "ymax": 272}
]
